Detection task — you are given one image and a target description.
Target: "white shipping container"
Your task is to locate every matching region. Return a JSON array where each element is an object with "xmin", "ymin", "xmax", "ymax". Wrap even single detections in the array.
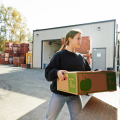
[{"xmin": 33, "ymin": 19, "xmax": 117, "ymax": 71}]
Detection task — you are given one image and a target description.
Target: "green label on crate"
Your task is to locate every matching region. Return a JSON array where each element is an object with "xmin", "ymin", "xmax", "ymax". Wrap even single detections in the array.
[
  {"xmin": 68, "ymin": 73, "xmax": 76, "ymax": 94},
  {"xmin": 106, "ymin": 73, "xmax": 116, "ymax": 90}
]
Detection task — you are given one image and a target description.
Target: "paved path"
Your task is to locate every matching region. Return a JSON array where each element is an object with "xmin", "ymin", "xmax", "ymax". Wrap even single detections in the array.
[{"xmin": 0, "ymin": 65, "xmax": 119, "ymax": 120}]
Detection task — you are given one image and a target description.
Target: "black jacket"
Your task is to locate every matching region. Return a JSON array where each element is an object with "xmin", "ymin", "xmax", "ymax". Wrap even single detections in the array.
[{"xmin": 45, "ymin": 49, "xmax": 91, "ymax": 96}]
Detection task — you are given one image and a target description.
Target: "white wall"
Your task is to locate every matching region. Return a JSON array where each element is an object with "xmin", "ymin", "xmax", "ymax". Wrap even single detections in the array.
[
  {"xmin": 33, "ymin": 20, "xmax": 115, "ymax": 69},
  {"xmin": 43, "ymin": 41, "xmax": 50, "ymax": 65},
  {"xmin": 29, "ymin": 43, "xmax": 33, "ymax": 52}
]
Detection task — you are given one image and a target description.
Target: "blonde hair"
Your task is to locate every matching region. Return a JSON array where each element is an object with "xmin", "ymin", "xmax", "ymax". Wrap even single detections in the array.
[{"xmin": 59, "ymin": 29, "xmax": 82, "ymax": 51}]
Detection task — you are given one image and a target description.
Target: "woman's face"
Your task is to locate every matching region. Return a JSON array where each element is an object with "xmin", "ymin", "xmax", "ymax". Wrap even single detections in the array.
[{"xmin": 69, "ymin": 33, "xmax": 82, "ymax": 48}]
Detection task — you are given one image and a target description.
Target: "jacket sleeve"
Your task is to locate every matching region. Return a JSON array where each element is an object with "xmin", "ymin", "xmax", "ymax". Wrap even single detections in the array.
[
  {"xmin": 83, "ymin": 57, "xmax": 91, "ymax": 71},
  {"xmin": 45, "ymin": 52, "xmax": 60, "ymax": 81}
]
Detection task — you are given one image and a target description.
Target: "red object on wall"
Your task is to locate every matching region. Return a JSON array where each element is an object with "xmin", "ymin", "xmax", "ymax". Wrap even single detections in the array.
[
  {"xmin": 61, "ymin": 36, "xmax": 90, "ymax": 53},
  {"xmin": 61, "ymin": 38, "xmax": 66, "ymax": 46},
  {"xmin": 75, "ymin": 36, "xmax": 90, "ymax": 54}
]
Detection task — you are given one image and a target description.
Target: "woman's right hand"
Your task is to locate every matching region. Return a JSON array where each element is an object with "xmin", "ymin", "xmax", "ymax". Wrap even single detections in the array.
[{"xmin": 57, "ymin": 70, "xmax": 68, "ymax": 81}]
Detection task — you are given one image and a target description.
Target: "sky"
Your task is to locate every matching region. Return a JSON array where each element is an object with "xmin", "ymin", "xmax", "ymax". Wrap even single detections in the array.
[{"xmin": 1, "ymin": 0, "xmax": 120, "ymax": 34}]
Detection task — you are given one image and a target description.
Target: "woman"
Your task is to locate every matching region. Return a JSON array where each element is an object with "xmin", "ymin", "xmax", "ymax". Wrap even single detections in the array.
[{"xmin": 45, "ymin": 29, "xmax": 92, "ymax": 120}]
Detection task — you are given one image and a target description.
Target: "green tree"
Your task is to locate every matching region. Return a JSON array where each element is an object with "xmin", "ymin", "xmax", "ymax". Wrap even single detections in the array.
[
  {"xmin": 0, "ymin": 4, "xmax": 31, "ymax": 51},
  {"xmin": 0, "ymin": 4, "xmax": 7, "ymax": 41},
  {"xmin": 28, "ymin": 31, "xmax": 33, "ymax": 43}
]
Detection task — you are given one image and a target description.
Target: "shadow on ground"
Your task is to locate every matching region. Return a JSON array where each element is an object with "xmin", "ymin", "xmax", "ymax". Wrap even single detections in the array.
[
  {"xmin": 16, "ymin": 96, "xmax": 117, "ymax": 120},
  {"xmin": 0, "ymin": 65, "xmax": 50, "ymax": 100}
]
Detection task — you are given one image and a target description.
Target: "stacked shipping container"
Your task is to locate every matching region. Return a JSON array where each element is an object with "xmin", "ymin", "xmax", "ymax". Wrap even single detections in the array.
[
  {"xmin": 13, "ymin": 43, "xmax": 29, "ymax": 67},
  {"xmin": 0, "ymin": 43, "xmax": 13, "ymax": 64},
  {"xmin": 0, "ymin": 53, "xmax": 5, "ymax": 64},
  {"xmin": 0, "ymin": 42, "xmax": 29, "ymax": 67},
  {"xmin": 20, "ymin": 43, "xmax": 29, "ymax": 64},
  {"xmin": 13, "ymin": 43, "xmax": 20, "ymax": 57},
  {"xmin": 5, "ymin": 42, "xmax": 13, "ymax": 64},
  {"xmin": 4, "ymin": 53, "xmax": 9, "ymax": 64},
  {"xmin": 13, "ymin": 57, "xmax": 24, "ymax": 67}
]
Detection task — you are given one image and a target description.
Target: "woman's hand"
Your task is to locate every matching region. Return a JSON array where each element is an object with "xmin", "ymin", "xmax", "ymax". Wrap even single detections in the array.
[{"xmin": 57, "ymin": 70, "xmax": 68, "ymax": 81}]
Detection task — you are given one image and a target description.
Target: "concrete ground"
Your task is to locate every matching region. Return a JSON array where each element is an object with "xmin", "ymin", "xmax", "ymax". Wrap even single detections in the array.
[{"xmin": 0, "ymin": 65, "xmax": 119, "ymax": 120}]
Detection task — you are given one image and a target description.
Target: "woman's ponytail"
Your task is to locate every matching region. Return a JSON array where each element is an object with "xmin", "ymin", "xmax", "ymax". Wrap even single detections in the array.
[{"xmin": 59, "ymin": 43, "xmax": 67, "ymax": 51}]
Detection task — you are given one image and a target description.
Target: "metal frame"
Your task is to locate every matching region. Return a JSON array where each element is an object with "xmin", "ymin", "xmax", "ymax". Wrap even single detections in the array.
[
  {"xmin": 116, "ymin": 31, "xmax": 120, "ymax": 71},
  {"xmin": 113, "ymin": 19, "xmax": 116, "ymax": 71},
  {"xmin": 32, "ymin": 32, "xmax": 34, "ymax": 68},
  {"xmin": 41, "ymin": 39, "xmax": 61, "ymax": 69},
  {"xmin": 33, "ymin": 19, "xmax": 116, "ymax": 32},
  {"xmin": 92, "ymin": 47, "xmax": 106, "ymax": 70}
]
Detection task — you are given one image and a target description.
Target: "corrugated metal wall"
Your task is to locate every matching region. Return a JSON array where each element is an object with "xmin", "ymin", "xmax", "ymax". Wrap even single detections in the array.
[{"xmin": 33, "ymin": 20, "xmax": 115, "ymax": 69}]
